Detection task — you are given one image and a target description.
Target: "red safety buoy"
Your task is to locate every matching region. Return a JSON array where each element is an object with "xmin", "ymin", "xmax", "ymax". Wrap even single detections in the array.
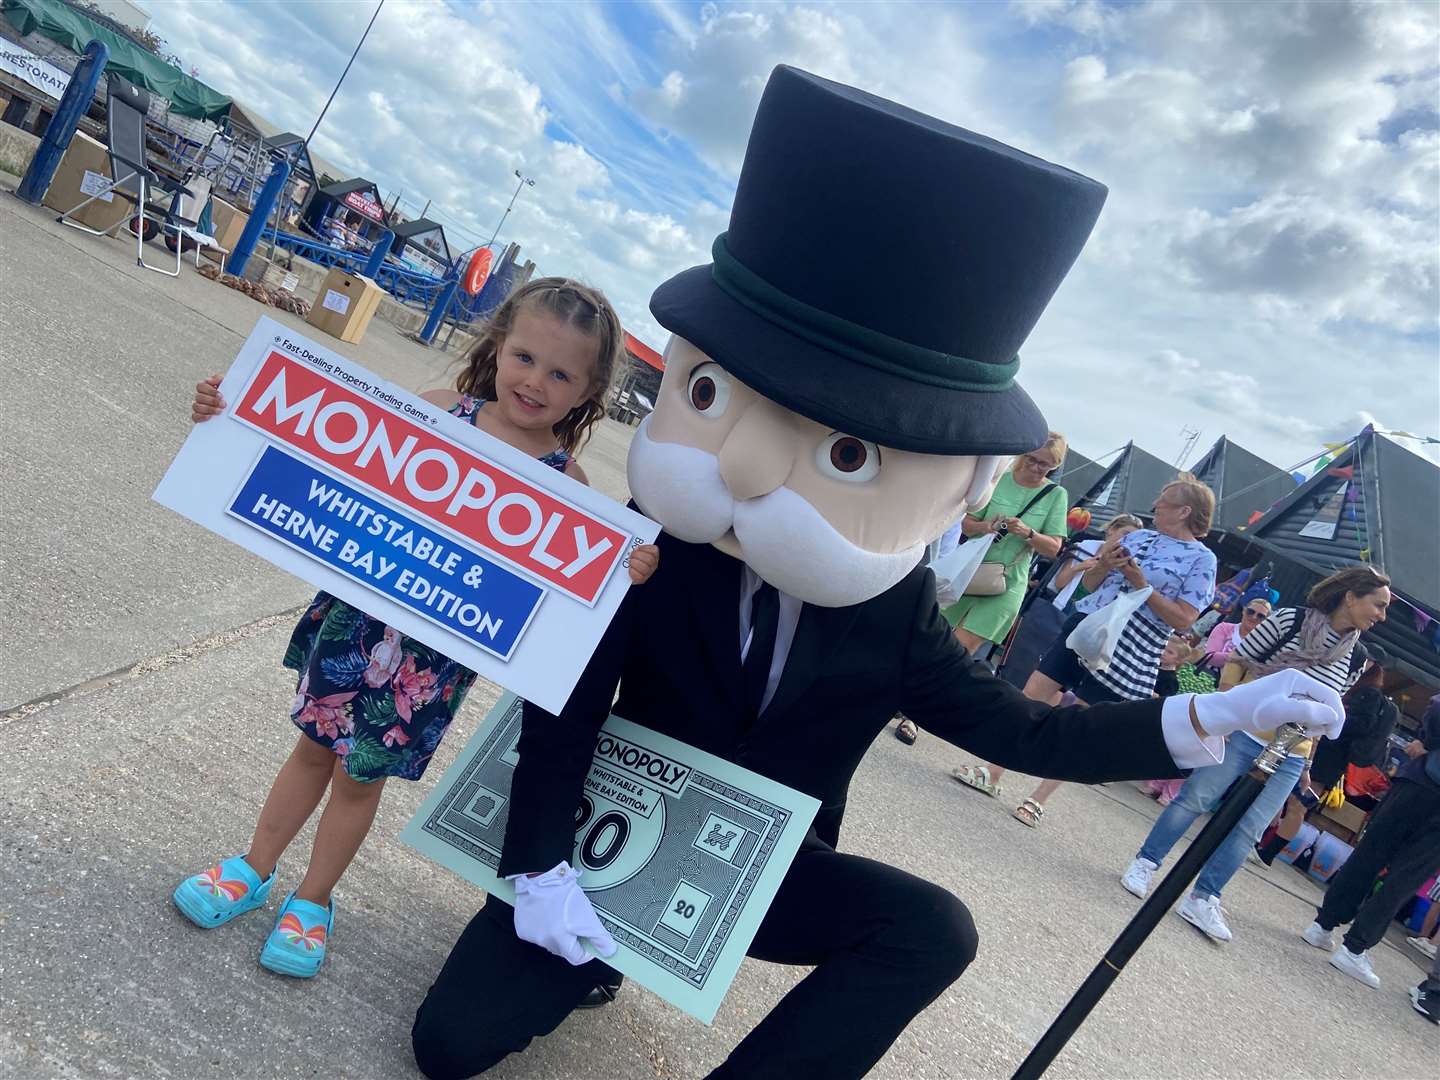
[{"xmin": 464, "ymin": 248, "xmax": 493, "ymax": 295}]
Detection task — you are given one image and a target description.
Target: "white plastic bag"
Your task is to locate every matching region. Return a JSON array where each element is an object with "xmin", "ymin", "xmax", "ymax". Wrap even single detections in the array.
[
  {"xmin": 929, "ymin": 534, "xmax": 995, "ymax": 608},
  {"xmin": 1065, "ymin": 586, "xmax": 1153, "ymax": 673}
]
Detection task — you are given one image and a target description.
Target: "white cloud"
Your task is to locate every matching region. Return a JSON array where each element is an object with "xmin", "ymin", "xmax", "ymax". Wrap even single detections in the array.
[{"xmin": 145, "ymin": 0, "xmax": 1438, "ymax": 475}]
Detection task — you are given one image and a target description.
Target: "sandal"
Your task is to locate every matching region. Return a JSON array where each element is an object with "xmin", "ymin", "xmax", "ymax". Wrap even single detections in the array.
[
  {"xmin": 894, "ymin": 716, "xmax": 918, "ymax": 745},
  {"xmin": 951, "ymin": 765, "xmax": 1000, "ymax": 798},
  {"xmin": 172, "ymin": 854, "xmax": 275, "ymax": 929},
  {"xmin": 259, "ymin": 892, "xmax": 335, "ymax": 978},
  {"xmin": 1012, "ymin": 798, "xmax": 1045, "ymax": 828}
]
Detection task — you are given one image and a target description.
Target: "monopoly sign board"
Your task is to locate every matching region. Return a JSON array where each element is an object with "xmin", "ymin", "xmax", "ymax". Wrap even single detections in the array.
[{"xmin": 153, "ymin": 317, "xmax": 658, "ymax": 712}]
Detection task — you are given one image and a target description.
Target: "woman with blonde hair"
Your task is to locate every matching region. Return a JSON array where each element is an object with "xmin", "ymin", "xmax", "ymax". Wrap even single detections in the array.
[{"xmin": 894, "ymin": 434, "xmax": 1069, "ymax": 745}]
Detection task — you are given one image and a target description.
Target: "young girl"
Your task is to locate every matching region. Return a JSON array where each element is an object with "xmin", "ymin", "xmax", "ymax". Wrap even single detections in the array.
[{"xmin": 173, "ymin": 277, "xmax": 659, "ymax": 977}]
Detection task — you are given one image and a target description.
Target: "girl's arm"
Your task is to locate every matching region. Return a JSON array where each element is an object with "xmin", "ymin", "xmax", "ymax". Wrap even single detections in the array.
[{"xmin": 1055, "ymin": 556, "xmax": 1098, "ymax": 590}]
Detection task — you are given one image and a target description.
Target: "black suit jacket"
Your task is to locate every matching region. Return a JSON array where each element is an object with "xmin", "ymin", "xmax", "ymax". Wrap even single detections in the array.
[{"xmin": 498, "ymin": 530, "xmax": 1178, "ymax": 875}]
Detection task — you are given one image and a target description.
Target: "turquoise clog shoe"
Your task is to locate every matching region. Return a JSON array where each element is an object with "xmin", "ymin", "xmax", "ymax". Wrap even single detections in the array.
[
  {"xmin": 259, "ymin": 891, "xmax": 334, "ymax": 978},
  {"xmin": 172, "ymin": 854, "xmax": 275, "ymax": 929}
]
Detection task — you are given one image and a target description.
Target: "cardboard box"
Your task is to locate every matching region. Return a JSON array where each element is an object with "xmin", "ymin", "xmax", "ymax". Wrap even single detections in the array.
[
  {"xmin": 208, "ymin": 197, "xmax": 249, "ymax": 254},
  {"xmin": 41, "ymin": 130, "xmax": 131, "ymax": 233},
  {"xmin": 1319, "ymin": 806, "xmax": 1370, "ymax": 846},
  {"xmin": 306, "ymin": 268, "xmax": 385, "ymax": 344}
]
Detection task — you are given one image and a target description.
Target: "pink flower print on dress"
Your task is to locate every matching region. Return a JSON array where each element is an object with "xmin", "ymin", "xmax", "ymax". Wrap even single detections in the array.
[
  {"xmin": 382, "ymin": 724, "xmax": 410, "ymax": 748},
  {"xmin": 391, "ymin": 656, "xmax": 438, "ymax": 723},
  {"xmin": 291, "ymin": 672, "xmax": 311, "ymax": 720},
  {"xmin": 364, "ymin": 627, "xmax": 404, "ymax": 688},
  {"xmin": 297, "ymin": 690, "xmax": 358, "ymax": 741}
]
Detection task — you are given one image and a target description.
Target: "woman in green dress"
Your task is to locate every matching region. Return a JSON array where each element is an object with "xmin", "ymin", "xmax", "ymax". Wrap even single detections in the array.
[
  {"xmin": 943, "ymin": 432, "xmax": 1069, "ymax": 653},
  {"xmin": 893, "ymin": 433, "xmax": 1069, "ymax": 744}
]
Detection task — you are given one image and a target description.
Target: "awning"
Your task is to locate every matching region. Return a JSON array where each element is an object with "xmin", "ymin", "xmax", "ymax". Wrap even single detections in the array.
[{"xmin": 2, "ymin": 0, "xmax": 231, "ymax": 120}]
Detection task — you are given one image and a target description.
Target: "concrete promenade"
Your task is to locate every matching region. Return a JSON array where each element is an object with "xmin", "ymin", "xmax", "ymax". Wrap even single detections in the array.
[{"xmin": 2, "ymin": 186, "xmax": 1434, "ymax": 1078}]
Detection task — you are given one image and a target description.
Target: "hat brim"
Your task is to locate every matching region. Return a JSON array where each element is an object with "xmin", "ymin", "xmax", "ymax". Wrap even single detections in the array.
[{"xmin": 650, "ymin": 265, "xmax": 1050, "ymax": 456}]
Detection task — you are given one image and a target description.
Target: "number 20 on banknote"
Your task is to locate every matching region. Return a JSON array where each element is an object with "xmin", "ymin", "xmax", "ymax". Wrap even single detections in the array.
[{"xmin": 400, "ymin": 694, "xmax": 820, "ymax": 1023}]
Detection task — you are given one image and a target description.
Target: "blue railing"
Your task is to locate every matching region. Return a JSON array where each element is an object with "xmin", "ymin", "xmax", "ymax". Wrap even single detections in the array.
[{"xmin": 268, "ymin": 230, "xmax": 451, "ymax": 308}]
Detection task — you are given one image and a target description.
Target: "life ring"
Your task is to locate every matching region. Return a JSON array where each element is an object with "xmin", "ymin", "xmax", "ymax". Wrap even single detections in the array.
[{"xmin": 463, "ymin": 248, "xmax": 493, "ymax": 295}]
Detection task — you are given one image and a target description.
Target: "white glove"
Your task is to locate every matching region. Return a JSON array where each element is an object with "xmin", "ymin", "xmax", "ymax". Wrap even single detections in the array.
[
  {"xmin": 1194, "ymin": 670, "xmax": 1346, "ymax": 742},
  {"xmin": 510, "ymin": 861, "xmax": 617, "ymax": 965}
]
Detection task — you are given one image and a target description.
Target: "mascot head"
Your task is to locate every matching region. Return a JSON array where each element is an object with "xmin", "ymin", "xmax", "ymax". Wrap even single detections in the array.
[{"xmin": 628, "ymin": 66, "xmax": 1106, "ymax": 606}]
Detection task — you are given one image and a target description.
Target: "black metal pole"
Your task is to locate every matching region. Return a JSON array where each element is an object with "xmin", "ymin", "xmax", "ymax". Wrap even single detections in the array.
[{"xmin": 1012, "ymin": 723, "xmax": 1304, "ymax": 1080}]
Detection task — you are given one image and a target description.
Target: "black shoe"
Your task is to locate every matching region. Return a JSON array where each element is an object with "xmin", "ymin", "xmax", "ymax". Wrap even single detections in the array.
[
  {"xmin": 577, "ymin": 975, "xmax": 623, "ymax": 1009},
  {"xmin": 894, "ymin": 716, "xmax": 918, "ymax": 745},
  {"xmin": 1412, "ymin": 984, "xmax": 1439, "ymax": 1025}
]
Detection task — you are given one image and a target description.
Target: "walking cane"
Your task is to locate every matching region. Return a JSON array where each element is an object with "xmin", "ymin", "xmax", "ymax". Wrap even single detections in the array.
[{"xmin": 1011, "ymin": 722, "xmax": 1309, "ymax": 1080}]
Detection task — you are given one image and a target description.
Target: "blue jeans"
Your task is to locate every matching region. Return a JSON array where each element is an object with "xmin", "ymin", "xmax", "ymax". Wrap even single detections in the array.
[{"xmin": 1137, "ymin": 732, "xmax": 1305, "ymax": 900}]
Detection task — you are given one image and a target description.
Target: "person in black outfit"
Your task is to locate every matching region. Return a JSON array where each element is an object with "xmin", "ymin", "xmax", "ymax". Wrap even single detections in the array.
[
  {"xmin": 1304, "ymin": 692, "xmax": 1440, "ymax": 987},
  {"xmin": 410, "ymin": 67, "xmax": 1347, "ymax": 1080}
]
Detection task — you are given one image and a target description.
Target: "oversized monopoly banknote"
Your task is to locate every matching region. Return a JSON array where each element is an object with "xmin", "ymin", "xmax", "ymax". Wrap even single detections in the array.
[{"xmin": 401, "ymin": 693, "xmax": 820, "ymax": 1023}]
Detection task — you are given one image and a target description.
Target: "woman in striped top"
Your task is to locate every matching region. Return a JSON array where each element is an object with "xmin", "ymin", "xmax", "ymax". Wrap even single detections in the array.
[{"xmin": 1120, "ymin": 566, "xmax": 1392, "ymax": 944}]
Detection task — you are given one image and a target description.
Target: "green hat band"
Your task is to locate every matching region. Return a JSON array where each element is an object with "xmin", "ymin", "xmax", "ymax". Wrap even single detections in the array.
[{"xmin": 709, "ymin": 232, "xmax": 1020, "ymax": 393}]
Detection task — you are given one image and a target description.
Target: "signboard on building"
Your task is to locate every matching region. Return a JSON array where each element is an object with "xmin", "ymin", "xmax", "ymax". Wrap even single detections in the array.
[
  {"xmin": 341, "ymin": 188, "xmax": 385, "ymax": 222},
  {"xmin": 1, "ymin": 41, "xmax": 69, "ymax": 101}
]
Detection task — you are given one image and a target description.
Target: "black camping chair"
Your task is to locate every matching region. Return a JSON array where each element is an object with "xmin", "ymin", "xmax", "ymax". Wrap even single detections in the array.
[{"xmin": 56, "ymin": 74, "xmax": 210, "ymax": 277}]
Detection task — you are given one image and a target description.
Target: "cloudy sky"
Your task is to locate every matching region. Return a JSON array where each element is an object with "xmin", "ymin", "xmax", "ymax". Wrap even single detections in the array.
[{"xmin": 149, "ymin": 0, "xmax": 1439, "ymax": 473}]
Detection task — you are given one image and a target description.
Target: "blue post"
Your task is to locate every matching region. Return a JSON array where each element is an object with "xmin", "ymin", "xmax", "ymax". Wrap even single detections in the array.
[
  {"xmin": 228, "ymin": 160, "xmax": 290, "ymax": 277},
  {"xmin": 420, "ymin": 279, "xmax": 460, "ymax": 345},
  {"xmin": 363, "ymin": 229, "xmax": 393, "ymax": 277},
  {"xmin": 17, "ymin": 41, "xmax": 109, "ymax": 204}
]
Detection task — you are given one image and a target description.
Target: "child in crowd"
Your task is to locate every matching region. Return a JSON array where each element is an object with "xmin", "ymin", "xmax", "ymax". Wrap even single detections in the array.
[{"xmin": 173, "ymin": 278, "xmax": 659, "ymax": 978}]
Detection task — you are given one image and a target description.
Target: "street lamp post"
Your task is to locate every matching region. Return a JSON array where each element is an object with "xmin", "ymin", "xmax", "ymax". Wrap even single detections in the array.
[{"xmin": 486, "ymin": 169, "xmax": 535, "ymax": 249}]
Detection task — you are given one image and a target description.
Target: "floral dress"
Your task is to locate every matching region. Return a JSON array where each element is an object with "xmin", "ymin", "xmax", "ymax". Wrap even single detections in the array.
[{"xmin": 283, "ymin": 397, "xmax": 570, "ymax": 782}]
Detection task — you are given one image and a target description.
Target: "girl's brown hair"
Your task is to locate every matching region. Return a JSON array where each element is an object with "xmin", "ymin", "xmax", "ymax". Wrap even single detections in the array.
[
  {"xmin": 1307, "ymin": 565, "xmax": 1391, "ymax": 614},
  {"xmin": 456, "ymin": 277, "xmax": 625, "ymax": 456}
]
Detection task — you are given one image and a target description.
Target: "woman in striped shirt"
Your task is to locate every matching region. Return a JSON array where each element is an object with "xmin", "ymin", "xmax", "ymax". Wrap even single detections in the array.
[{"xmin": 1120, "ymin": 565, "xmax": 1392, "ymax": 944}]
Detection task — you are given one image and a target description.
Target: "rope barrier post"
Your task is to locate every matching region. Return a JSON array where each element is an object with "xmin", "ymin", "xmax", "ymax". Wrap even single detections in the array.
[
  {"xmin": 227, "ymin": 160, "xmax": 291, "ymax": 278},
  {"xmin": 363, "ymin": 229, "xmax": 393, "ymax": 278},
  {"xmin": 17, "ymin": 41, "xmax": 109, "ymax": 205},
  {"xmin": 419, "ymin": 279, "xmax": 460, "ymax": 345}
]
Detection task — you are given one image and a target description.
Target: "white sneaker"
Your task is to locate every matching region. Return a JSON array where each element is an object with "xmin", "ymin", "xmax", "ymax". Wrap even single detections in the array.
[
  {"xmin": 1302, "ymin": 921, "xmax": 1336, "ymax": 950},
  {"xmin": 1120, "ymin": 857, "xmax": 1157, "ymax": 899},
  {"xmin": 1329, "ymin": 946, "xmax": 1380, "ymax": 988},
  {"xmin": 1178, "ymin": 893, "xmax": 1233, "ymax": 942},
  {"xmin": 1406, "ymin": 935, "xmax": 1438, "ymax": 960}
]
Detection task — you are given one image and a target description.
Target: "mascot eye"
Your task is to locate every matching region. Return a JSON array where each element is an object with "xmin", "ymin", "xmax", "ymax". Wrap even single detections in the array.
[
  {"xmin": 686, "ymin": 362, "xmax": 732, "ymax": 417},
  {"xmin": 817, "ymin": 432, "xmax": 881, "ymax": 483}
]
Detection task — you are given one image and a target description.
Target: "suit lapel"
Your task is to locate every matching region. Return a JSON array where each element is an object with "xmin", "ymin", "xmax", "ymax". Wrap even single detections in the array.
[{"xmin": 759, "ymin": 600, "xmax": 864, "ymax": 724}]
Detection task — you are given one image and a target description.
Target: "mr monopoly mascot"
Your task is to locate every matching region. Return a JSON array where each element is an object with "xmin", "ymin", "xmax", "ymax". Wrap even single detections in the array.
[{"xmin": 412, "ymin": 67, "xmax": 1342, "ymax": 1079}]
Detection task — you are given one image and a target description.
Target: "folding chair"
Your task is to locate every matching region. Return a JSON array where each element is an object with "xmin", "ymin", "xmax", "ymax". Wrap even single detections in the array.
[{"xmin": 55, "ymin": 74, "xmax": 204, "ymax": 277}]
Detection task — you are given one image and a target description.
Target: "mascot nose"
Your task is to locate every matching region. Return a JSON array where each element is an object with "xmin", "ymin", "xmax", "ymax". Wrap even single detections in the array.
[{"xmin": 718, "ymin": 401, "xmax": 796, "ymax": 501}]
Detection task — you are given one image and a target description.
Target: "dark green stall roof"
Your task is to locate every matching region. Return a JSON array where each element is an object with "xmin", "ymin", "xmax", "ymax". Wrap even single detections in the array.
[{"xmin": 3, "ymin": 0, "xmax": 231, "ymax": 120}]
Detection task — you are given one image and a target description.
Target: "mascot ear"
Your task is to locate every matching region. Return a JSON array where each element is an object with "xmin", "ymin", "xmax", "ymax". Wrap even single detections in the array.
[{"xmin": 964, "ymin": 456, "xmax": 1009, "ymax": 515}]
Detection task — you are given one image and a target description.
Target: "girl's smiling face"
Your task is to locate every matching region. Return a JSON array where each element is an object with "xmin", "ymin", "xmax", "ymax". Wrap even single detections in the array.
[{"xmin": 492, "ymin": 309, "xmax": 598, "ymax": 434}]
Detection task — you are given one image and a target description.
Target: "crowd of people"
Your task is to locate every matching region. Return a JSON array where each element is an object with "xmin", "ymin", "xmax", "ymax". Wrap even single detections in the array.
[{"xmin": 910, "ymin": 443, "xmax": 1439, "ymax": 1024}]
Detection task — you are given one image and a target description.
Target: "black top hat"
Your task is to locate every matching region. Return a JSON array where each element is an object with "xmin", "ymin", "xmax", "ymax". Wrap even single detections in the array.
[{"xmin": 651, "ymin": 66, "xmax": 1107, "ymax": 455}]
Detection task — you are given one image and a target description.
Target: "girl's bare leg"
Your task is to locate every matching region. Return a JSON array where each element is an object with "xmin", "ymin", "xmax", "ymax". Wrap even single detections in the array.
[
  {"xmin": 245, "ymin": 734, "xmax": 338, "ymax": 877},
  {"xmin": 293, "ymin": 762, "xmax": 388, "ymax": 905}
]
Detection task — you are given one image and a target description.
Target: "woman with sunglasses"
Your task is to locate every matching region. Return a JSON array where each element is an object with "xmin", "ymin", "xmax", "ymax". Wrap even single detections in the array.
[
  {"xmin": 895, "ymin": 434, "xmax": 1069, "ymax": 744},
  {"xmin": 1199, "ymin": 598, "xmax": 1272, "ymax": 672}
]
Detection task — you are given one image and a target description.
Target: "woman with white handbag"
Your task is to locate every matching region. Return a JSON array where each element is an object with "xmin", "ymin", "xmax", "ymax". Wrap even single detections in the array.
[
  {"xmin": 894, "ymin": 436, "xmax": 1069, "ymax": 744},
  {"xmin": 951, "ymin": 475, "xmax": 1217, "ymax": 823}
]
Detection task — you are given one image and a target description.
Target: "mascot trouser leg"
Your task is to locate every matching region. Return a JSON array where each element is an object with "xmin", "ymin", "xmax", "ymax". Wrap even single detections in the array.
[{"xmin": 412, "ymin": 842, "xmax": 977, "ymax": 1080}]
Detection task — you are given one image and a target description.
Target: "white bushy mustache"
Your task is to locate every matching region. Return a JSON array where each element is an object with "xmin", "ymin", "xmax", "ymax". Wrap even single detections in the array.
[{"xmin": 627, "ymin": 418, "xmax": 925, "ymax": 607}]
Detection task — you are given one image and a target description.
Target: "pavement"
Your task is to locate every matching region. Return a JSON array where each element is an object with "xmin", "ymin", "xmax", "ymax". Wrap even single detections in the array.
[{"xmin": 1, "ymin": 185, "xmax": 1435, "ymax": 1079}]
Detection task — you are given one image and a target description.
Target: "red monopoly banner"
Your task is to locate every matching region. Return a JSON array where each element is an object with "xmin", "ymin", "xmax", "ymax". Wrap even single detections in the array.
[{"xmin": 233, "ymin": 350, "xmax": 626, "ymax": 605}]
